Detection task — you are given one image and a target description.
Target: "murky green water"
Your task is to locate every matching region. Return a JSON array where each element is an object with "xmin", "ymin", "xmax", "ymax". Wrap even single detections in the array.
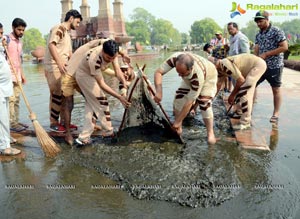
[{"xmin": 1, "ymin": 52, "xmax": 300, "ymax": 219}]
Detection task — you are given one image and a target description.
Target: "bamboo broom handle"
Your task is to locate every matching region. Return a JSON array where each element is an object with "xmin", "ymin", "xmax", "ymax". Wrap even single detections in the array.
[
  {"xmin": 137, "ymin": 66, "xmax": 185, "ymax": 144},
  {"xmin": 136, "ymin": 64, "xmax": 173, "ymax": 125},
  {"xmin": 3, "ymin": 44, "xmax": 36, "ymax": 119}
]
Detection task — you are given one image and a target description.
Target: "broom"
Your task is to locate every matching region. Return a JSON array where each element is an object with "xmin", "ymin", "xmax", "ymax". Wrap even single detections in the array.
[
  {"xmin": 118, "ymin": 65, "xmax": 145, "ymax": 134},
  {"xmin": 3, "ymin": 43, "xmax": 61, "ymax": 158}
]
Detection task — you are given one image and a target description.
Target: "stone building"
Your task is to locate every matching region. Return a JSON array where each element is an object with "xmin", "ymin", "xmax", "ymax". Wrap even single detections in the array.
[{"xmin": 60, "ymin": 0, "xmax": 128, "ymax": 49}]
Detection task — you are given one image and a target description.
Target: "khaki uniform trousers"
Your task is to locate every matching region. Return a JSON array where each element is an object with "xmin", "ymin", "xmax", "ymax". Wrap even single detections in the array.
[
  {"xmin": 236, "ymin": 60, "xmax": 267, "ymax": 125},
  {"xmin": 173, "ymin": 61, "xmax": 218, "ymax": 119},
  {"xmin": 45, "ymin": 65, "xmax": 64, "ymax": 124},
  {"xmin": 61, "ymin": 73, "xmax": 81, "ymax": 97},
  {"xmin": 75, "ymin": 71, "xmax": 113, "ymax": 140}
]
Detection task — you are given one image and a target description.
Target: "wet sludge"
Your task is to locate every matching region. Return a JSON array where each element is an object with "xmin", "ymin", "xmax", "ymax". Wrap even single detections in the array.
[{"xmin": 69, "ymin": 94, "xmax": 241, "ymax": 207}]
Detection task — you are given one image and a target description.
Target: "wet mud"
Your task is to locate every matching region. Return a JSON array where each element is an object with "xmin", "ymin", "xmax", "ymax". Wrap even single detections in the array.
[
  {"xmin": 65, "ymin": 93, "xmax": 299, "ymax": 213},
  {"xmin": 69, "ymin": 95, "xmax": 241, "ymax": 208}
]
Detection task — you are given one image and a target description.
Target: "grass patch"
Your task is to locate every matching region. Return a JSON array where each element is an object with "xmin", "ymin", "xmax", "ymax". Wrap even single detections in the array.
[{"xmin": 288, "ymin": 55, "xmax": 300, "ymax": 61}]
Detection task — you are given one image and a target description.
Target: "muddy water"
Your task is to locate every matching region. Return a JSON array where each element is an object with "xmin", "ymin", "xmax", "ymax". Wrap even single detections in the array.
[{"xmin": 1, "ymin": 52, "xmax": 300, "ymax": 219}]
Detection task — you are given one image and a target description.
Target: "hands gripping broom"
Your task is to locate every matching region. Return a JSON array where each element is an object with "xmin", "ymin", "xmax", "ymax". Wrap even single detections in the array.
[
  {"xmin": 3, "ymin": 43, "xmax": 61, "ymax": 158},
  {"xmin": 118, "ymin": 65, "xmax": 144, "ymax": 134},
  {"xmin": 136, "ymin": 64, "xmax": 184, "ymax": 144}
]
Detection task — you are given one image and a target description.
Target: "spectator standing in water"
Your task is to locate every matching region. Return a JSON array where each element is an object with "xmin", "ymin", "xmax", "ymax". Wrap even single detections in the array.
[{"xmin": 6, "ymin": 18, "xmax": 28, "ymax": 132}]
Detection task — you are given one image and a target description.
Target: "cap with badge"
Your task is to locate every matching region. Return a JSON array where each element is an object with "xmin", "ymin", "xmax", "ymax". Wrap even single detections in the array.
[{"xmin": 254, "ymin": 10, "xmax": 269, "ymax": 21}]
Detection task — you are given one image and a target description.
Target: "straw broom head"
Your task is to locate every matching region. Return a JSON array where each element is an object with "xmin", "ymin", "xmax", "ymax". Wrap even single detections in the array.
[
  {"xmin": 2, "ymin": 41, "xmax": 61, "ymax": 158},
  {"xmin": 30, "ymin": 113, "xmax": 61, "ymax": 158}
]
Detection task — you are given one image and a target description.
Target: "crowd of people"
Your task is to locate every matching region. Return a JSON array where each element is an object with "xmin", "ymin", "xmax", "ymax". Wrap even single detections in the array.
[
  {"xmin": 202, "ymin": 10, "xmax": 287, "ymax": 130},
  {"xmin": 0, "ymin": 10, "xmax": 288, "ymax": 155}
]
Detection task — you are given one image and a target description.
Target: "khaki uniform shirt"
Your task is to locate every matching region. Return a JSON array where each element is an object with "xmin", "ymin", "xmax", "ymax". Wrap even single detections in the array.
[
  {"xmin": 159, "ymin": 52, "xmax": 209, "ymax": 101},
  {"xmin": 66, "ymin": 39, "xmax": 108, "ymax": 76},
  {"xmin": 218, "ymin": 53, "xmax": 263, "ymax": 79},
  {"xmin": 44, "ymin": 24, "xmax": 72, "ymax": 67},
  {"xmin": 76, "ymin": 46, "xmax": 112, "ymax": 78}
]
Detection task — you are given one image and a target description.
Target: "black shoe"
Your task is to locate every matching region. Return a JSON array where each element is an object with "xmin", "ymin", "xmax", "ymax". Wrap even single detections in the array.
[
  {"xmin": 75, "ymin": 137, "xmax": 93, "ymax": 148},
  {"xmin": 10, "ymin": 124, "xmax": 26, "ymax": 132}
]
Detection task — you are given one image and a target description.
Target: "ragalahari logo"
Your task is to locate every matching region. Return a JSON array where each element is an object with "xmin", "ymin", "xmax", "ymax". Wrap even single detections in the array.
[{"xmin": 230, "ymin": 2, "xmax": 246, "ymax": 18}]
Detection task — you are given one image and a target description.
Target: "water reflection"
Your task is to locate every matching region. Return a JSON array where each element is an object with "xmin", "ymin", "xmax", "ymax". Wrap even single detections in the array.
[{"xmin": 269, "ymin": 124, "xmax": 279, "ymax": 150}]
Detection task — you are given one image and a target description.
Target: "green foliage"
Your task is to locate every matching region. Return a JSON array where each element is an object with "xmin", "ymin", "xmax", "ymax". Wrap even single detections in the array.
[
  {"xmin": 44, "ymin": 33, "xmax": 49, "ymax": 42},
  {"xmin": 240, "ymin": 21, "xmax": 258, "ymax": 42},
  {"xmin": 181, "ymin": 33, "xmax": 189, "ymax": 45},
  {"xmin": 190, "ymin": 18, "xmax": 221, "ymax": 44},
  {"xmin": 288, "ymin": 55, "xmax": 300, "ymax": 61},
  {"xmin": 269, "ymin": 20, "xmax": 296, "ymax": 43},
  {"xmin": 129, "ymin": 7, "xmax": 155, "ymax": 27},
  {"xmin": 126, "ymin": 20, "xmax": 151, "ymax": 45},
  {"xmin": 126, "ymin": 7, "xmax": 181, "ymax": 46},
  {"xmin": 151, "ymin": 19, "xmax": 181, "ymax": 46},
  {"xmin": 22, "ymin": 28, "xmax": 46, "ymax": 54},
  {"xmin": 288, "ymin": 44, "xmax": 300, "ymax": 56},
  {"xmin": 279, "ymin": 19, "xmax": 300, "ymax": 44},
  {"xmin": 125, "ymin": 7, "xmax": 300, "ymax": 50}
]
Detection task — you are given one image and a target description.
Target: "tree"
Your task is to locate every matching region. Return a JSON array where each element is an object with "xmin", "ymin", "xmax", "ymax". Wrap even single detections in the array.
[
  {"xmin": 126, "ymin": 20, "xmax": 151, "ymax": 45},
  {"xmin": 151, "ymin": 19, "xmax": 181, "ymax": 46},
  {"xmin": 240, "ymin": 21, "xmax": 258, "ymax": 43},
  {"xmin": 126, "ymin": 7, "xmax": 181, "ymax": 47},
  {"xmin": 129, "ymin": 7, "xmax": 155, "ymax": 28},
  {"xmin": 44, "ymin": 33, "xmax": 49, "ymax": 42},
  {"xmin": 22, "ymin": 28, "xmax": 46, "ymax": 54},
  {"xmin": 190, "ymin": 18, "xmax": 221, "ymax": 44},
  {"xmin": 181, "ymin": 33, "xmax": 189, "ymax": 45},
  {"xmin": 280, "ymin": 19, "xmax": 300, "ymax": 44},
  {"xmin": 126, "ymin": 7, "xmax": 155, "ymax": 45}
]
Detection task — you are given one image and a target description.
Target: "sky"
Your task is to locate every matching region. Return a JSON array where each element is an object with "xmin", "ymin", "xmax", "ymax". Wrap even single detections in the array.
[{"xmin": 1, "ymin": 0, "xmax": 299, "ymax": 35}]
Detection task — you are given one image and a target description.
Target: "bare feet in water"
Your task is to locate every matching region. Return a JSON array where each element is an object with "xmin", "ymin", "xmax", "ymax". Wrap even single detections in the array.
[
  {"xmin": 64, "ymin": 134, "xmax": 74, "ymax": 146},
  {"xmin": 207, "ymin": 135, "xmax": 217, "ymax": 145}
]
